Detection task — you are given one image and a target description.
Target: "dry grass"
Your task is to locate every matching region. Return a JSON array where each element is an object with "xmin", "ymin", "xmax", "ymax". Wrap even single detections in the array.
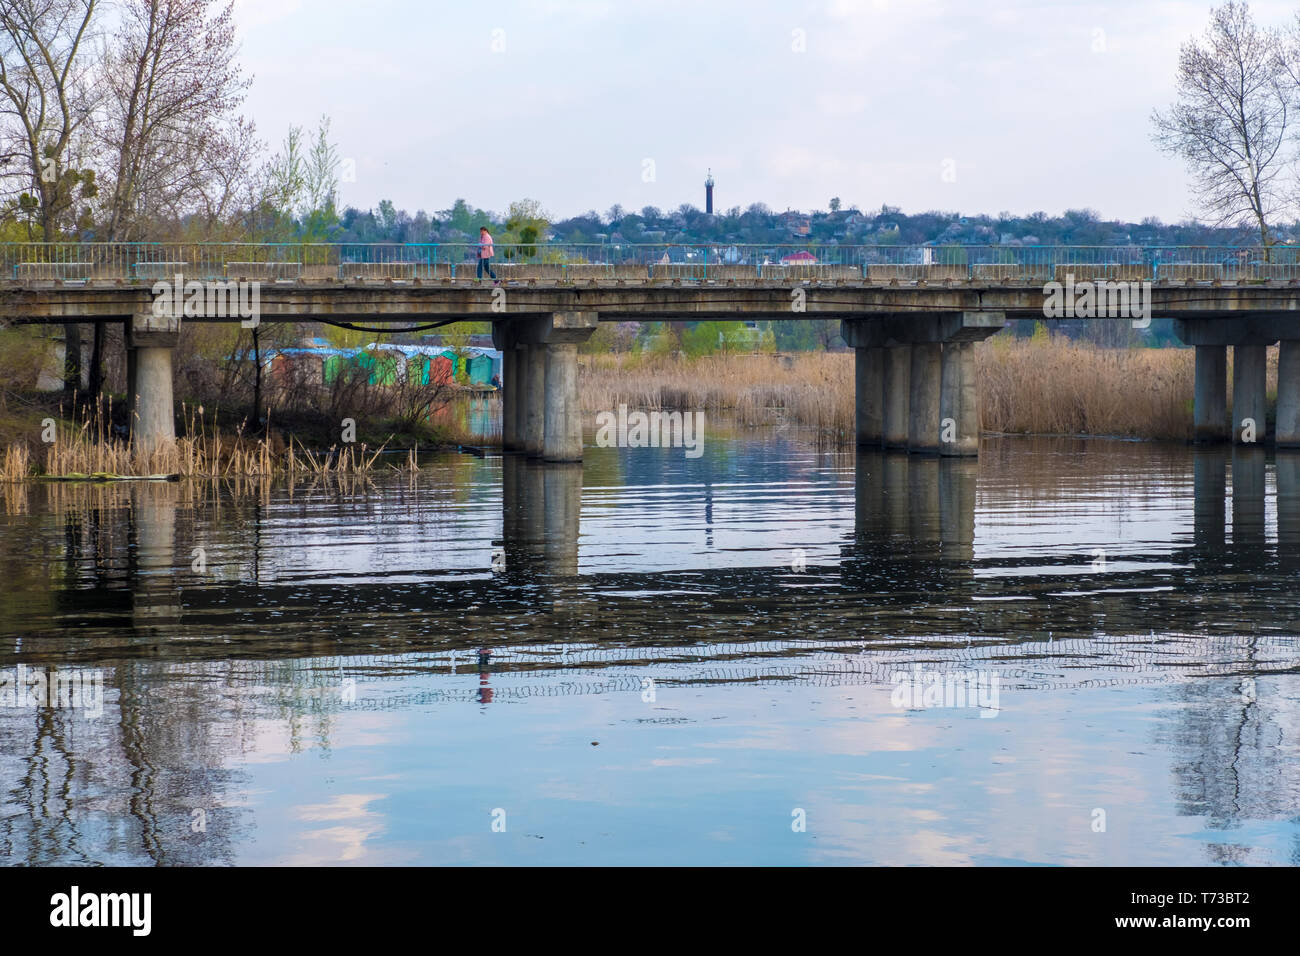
[
  {"xmin": 0, "ymin": 404, "xmax": 406, "ymax": 481},
  {"xmin": 581, "ymin": 351, "xmax": 854, "ymax": 444},
  {"xmin": 582, "ymin": 338, "xmax": 1278, "ymax": 444},
  {"xmin": 978, "ymin": 337, "xmax": 1197, "ymax": 439}
]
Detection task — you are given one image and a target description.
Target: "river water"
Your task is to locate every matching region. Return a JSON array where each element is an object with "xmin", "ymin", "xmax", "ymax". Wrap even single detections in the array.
[{"xmin": 1, "ymin": 431, "xmax": 1298, "ymax": 865}]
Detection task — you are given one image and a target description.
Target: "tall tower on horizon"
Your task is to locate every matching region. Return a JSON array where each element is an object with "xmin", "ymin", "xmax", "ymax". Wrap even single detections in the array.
[{"xmin": 705, "ymin": 169, "xmax": 714, "ymax": 215}]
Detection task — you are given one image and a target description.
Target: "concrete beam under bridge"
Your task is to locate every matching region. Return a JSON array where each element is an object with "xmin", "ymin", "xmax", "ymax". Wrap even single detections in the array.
[
  {"xmin": 841, "ymin": 312, "xmax": 1008, "ymax": 349},
  {"xmin": 843, "ymin": 313, "xmax": 1004, "ymax": 457},
  {"xmin": 1174, "ymin": 316, "xmax": 1298, "ymax": 346}
]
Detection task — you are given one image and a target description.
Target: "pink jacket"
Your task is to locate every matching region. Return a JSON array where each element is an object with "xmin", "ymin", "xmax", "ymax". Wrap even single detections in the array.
[{"xmin": 479, "ymin": 232, "xmax": 494, "ymax": 258}]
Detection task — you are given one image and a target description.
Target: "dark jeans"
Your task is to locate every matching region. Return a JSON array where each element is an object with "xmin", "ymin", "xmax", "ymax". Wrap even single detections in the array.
[{"xmin": 477, "ymin": 257, "xmax": 497, "ymax": 280}]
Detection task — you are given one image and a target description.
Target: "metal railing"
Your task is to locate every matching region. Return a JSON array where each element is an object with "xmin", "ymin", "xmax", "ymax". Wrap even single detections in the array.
[{"xmin": 3, "ymin": 242, "xmax": 1300, "ymax": 283}]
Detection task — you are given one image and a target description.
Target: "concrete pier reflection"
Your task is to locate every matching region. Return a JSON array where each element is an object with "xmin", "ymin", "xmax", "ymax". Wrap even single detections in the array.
[
  {"xmin": 501, "ymin": 457, "xmax": 582, "ymax": 582},
  {"xmin": 846, "ymin": 451, "xmax": 977, "ymax": 593},
  {"xmin": 130, "ymin": 481, "xmax": 183, "ymax": 633},
  {"xmin": 1193, "ymin": 446, "xmax": 1228, "ymax": 553},
  {"xmin": 1231, "ymin": 446, "xmax": 1267, "ymax": 552},
  {"xmin": 1277, "ymin": 452, "xmax": 1299, "ymax": 572}
]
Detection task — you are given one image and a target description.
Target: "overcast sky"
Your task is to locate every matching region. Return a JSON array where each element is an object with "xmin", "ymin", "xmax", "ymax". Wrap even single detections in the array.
[{"xmin": 229, "ymin": 0, "xmax": 1300, "ymax": 224}]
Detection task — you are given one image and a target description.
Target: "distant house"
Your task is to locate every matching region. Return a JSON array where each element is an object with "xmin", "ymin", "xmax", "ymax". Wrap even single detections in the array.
[
  {"xmin": 781, "ymin": 213, "xmax": 811, "ymax": 237},
  {"xmin": 780, "ymin": 250, "xmax": 817, "ymax": 264}
]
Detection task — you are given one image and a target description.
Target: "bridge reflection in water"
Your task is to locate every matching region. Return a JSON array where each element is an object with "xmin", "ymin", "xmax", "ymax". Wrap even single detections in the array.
[
  {"xmin": 1, "ymin": 442, "xmax": 1300, "ymax": 864},
  {"xmin": 2, "ymin": 445, "xmax": 1298, "ymax": 661}
]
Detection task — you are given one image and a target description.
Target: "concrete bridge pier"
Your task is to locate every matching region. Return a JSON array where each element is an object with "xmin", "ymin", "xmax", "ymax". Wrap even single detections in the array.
[
  {"xmin": 908, "ymin": 343, "xmax": 943, "ymax": 454},
  {"xmin": 544, "ymin": 344, "xmax": 582, "ymax": 461},
  {"xmin": 854, "ymin": 347, "xmax": 884, "ymax": 447},
  {"xmin": 126, "ymin": 313, "xmax": 180, "ymax": 453},
  {"xmin": 1232, "ymin": 345, "xmax": 1269, "ymax": 444},
  {"xmin": 1194, "ymin": 346, "xmax": 1230, "ymax": 442},
  {"xmin": 939, "ymin": 341, "xmax": 978, "ymax": 457},
  {"xmin": 501, "ymin": 348, "xmax": 519, "ymax": 451},
  {"xmin": 522, "ymin": 345, "xmax": 546, "ymax": 456},
  {"xmin": 491, "ymin": 324, "xmax": 525, "ymax": 452},
  {"xmin": 510, "ymin": 311, "xmax": 598, "ymax": 463},
  {"xmin": 883, "ymin": 346, "xmax": 911, "ymax": 449},
  {"xmin": 843, "ymin": 312, "xmax": 1003, "ymax": 459},
  {"xmin": 1277, "ymin": 341, "xmax": 1300, "ymax": 448},
  {"xmin": 507, "ymin": 345, "xmax": 525, "ymax": 451},
  {"xmin": 1177, "ymin": 319, "xmax": 1291, "ymax": 444}
]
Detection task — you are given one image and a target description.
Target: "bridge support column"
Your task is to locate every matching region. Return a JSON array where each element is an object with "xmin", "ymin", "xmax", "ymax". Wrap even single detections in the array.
[
  {"xmin": 842, "ymin": 312, "xmax": 1002, "ymax": 457},
  {"xmin": 543, "ymin": 343, "xmax": 582, "ymax": 462},
  {"xmin": 512, "ymin": 311, "xmax": 598, "ymax": 463},
  {"xmin": 522, "ymin": 345, "xmax": 546, "ymax": 457},
  {"xmin": 854, "ymin": 347, "xmax": 884, "ymax": 447},
  {"xmin": 1193, "ymin": 346, "xmax": 1229, "ymax": 443},
  {"xmin": 126, "ymin": 313, "xmax": 179, "ymax": 454},
  {"xmin": 883, "ymin": 346, "xmax": 911, "ymax": 449},
  {"xmin": 501, "ymin": 347, "xmax": 520, "ymax": 451},
  {"xmin": 1276, "ymin": 341, "xmax": 1300, "ymax": 448},
  {"xmin": 908, "ymin": 342, "xmax": 942, "ymax": 454},
  {"xmin": 939, "ymin": 341, "xmax": 978, "ymax": 457},
  {"xmin": 1232, "ymin": 344, "xmax": 1268, "ymax": 444},
  {"xmin": 491, "ymin": 323, "xmax": 524, "ymax": 452}
]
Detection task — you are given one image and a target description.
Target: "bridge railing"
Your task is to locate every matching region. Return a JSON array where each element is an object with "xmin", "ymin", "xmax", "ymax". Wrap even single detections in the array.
[{"xmin": 2, "ymin": 242, "xmax": 1299, "ymax": 282}]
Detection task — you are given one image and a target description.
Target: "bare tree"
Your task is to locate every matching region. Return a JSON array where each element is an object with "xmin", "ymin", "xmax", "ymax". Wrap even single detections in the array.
[
  {"xmin": 0, "ymin": 0, "xmax": 99, "ymax": 393},
  {"xmin": 1271, "ymin": 10, "xmax": 1300, "ymax": 214},
  {"xmin": 1152, "ymin": 1, "xmax": 1289, "ymax": 249},
  {"xmin": 90, "ymin": 0, "xmax": 257, "ymax": 397},
  {"xmin": 97, "ymin": 0, "xmax": 255, "ymax": 241}
]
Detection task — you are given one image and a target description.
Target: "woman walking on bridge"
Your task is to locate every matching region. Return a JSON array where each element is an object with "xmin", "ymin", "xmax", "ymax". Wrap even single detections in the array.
[{"xmin": 477, "ymin": 226, "xmax": 499, "ymax": 283}]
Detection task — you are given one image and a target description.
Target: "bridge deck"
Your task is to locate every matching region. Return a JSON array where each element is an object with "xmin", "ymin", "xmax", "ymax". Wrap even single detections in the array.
[{"xmin": 4, "ymin": 277, "xmax": 1300, "ymax": 324}]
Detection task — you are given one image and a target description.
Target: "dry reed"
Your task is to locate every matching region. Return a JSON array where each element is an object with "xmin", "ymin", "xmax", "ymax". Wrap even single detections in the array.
[
  {"xmin": 0, "ymin": 403, "xmax": 410, "ymax": 481},
  {"xmin": 580, "ymin": 338, "xmax": 1277, "ymax": 444},
  {"xmin": 978, "ymin": 337, "xmax": 1197, "ymax": 439},
  {"xmin": 581, "ymin": 351, "xmax": 855, "ymax": 444}
]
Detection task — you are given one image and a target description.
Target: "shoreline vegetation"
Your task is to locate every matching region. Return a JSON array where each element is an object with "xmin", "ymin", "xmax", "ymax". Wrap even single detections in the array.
[
  {"xmin": 581, "ymin": 337, "xmax": 1279, "ymax": 446},
  {"xmin": 0, "ymin": 397, "xmax": 496, "ymax": 482},
  {"xmin": 0, "ymin": 337, "xmax": 1284, "ymax": 481}
]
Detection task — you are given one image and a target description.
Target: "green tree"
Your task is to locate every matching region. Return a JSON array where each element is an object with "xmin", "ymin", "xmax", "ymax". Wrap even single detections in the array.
[{"xmin": 501, "ymin": 199, "xmax": 548, "ymax": 260}]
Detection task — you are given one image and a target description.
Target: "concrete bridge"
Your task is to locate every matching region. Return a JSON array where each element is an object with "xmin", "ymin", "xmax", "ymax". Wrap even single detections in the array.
[{"xmin": 3, "ymin": 242, "xmax": 1300, "ymax": 459}]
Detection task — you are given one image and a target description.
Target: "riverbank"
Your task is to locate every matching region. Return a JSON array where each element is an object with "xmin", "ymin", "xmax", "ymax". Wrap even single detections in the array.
[
  {"xmin": 0, "ymin": 394, "xmax": 501, "ymax": 481},
  {"xmin": 580, "ymin": 339, "xmax": 1279, "ymax": 443},
  {"xmin": 0, "ymin": 339, "xmax": 1282, "ymax": 479}
]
